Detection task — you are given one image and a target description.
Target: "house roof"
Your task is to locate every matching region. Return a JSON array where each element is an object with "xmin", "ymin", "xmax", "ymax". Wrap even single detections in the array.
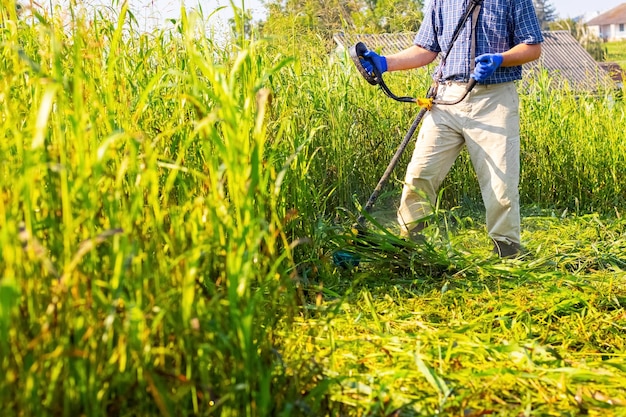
[
  {"xmin": 524, "ymin": 31, "xmax": 615, "ymax": 91},
  {"xmin": 333, "ymin": 30, "xmax": 616, "ymax": 92},
  {"xmin": 586, "ymin": 3, "xmax": 626, "ymax": 26}
]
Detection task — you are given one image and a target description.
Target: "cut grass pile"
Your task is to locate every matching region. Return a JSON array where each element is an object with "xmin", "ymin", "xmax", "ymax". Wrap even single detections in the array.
[{"xmin": 293, "ymin": 213, "xmax": 626, "ymax": 416}]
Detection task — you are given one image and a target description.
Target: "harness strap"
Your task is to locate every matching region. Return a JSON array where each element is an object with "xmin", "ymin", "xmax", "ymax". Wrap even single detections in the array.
[
  {"xmin": 469, "ymin": 1, "xmax": 482, "ymax": 71},
  {"xmin": 440, "ymin": 0, "xmax": 483, "ymax": 67},
  {"xmin": 430, "ymin": 0, "xmax": 484, "ymax": 97}
]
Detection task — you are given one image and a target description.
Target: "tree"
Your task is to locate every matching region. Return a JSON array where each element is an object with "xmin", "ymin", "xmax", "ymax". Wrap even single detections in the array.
[
  {"xmin": 357, "ymin": 0, "xmax": 424, "ymax": 33},
  {"xmin": 228, "ymin": 7, "xmax": 255, "ymax": 42},
  {"xmin": 260, "ymin": 0, "xmax": 425, "ymax": 50},
  {"xmin": 533, "ymin": 0, "xmax": 557, "ymax": 30},
  {"xmin": 262, "ymin": 0, "xmax": 360, "ymax": 36}
]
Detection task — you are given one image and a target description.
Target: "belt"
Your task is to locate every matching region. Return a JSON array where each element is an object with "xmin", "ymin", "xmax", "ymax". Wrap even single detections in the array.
[{"xmin": 441, "ymin": 79, "xmax": 471, "ymax": 85}]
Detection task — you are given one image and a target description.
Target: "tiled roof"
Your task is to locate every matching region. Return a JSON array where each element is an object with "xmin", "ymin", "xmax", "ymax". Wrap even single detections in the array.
[
  {"xmin": 586, "ymin": 3, "xmax": 626, "ymax": 26},
  {"xmin": 334, "ymin": 30, "xmax": 616, "ymax": 92},
  {"xmin": 524, "ymin": 31, "xmax": 615, "ymax": 92}
]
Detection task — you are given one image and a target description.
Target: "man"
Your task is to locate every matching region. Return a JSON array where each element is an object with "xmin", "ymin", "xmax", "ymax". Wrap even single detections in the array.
[{"xmin": 360, "ymin": 0, "xmax": 543, "ymax": 258}]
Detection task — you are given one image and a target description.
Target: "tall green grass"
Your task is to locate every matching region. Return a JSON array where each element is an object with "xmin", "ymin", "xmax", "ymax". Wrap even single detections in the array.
[
  {"xmin": 1, "ymin": 4, "xmax": 322, "ymax": 416},
  {"xmin": 519, "ymin": 72, "xmax": 626, "ymax": 214},
  {"xmin": 262, "ymin": 38, "xmax": 626, "ymax": 225}
]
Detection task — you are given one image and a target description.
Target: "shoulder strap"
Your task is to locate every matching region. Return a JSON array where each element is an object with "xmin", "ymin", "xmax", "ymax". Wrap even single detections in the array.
[
  {"xmin": 437, "ymin": 0, "xmax": 484, "ymax": 76},
  {"xmin": 469, "ymin": 1, "xmax": 482, "ymax": 71}
]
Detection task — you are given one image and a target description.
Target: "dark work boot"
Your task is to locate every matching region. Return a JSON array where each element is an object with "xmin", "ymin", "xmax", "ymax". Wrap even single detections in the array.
[
  {"xmin": 492, "ymin": 240, "xmax": 521, "ymax": 259},
  {"xmin": 400, "ymin": 220, "xmax": 428, "ymax": 243}
]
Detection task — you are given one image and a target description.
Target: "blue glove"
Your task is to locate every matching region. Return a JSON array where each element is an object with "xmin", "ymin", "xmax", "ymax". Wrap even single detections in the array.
[
  {"xmin": 472, "ymin": 53, "xmax": 504, "ymax": 82},
  {"xmin": 360, "ymin": 50, "xmax": 388, "ymax": 76}
]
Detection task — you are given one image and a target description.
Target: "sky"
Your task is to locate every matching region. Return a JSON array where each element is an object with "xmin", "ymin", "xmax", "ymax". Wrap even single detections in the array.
[
  {"xmin": 203, "ymin": 0, "xmax": 624, "ymax": 20},
  {"xmin": 128, "ymin": 1, "xmax": 267, "ymax": 29},
  {"xmin": 44, "ymin": 0, "xmax": 624, "ymax": 29},
  {"xmin": 150, "ymin": 0, "xmax": 623, "ymax": 23},
  {"xmin": 145, "ymin": 0, "xmax": 624, "ymax": 20},
  {"xmin": 41, "ymin": 1, "xmax": 266, "ymax": 34},
  {"xmin": 550, "ymin": 0, "xmax": 622, "ymax": 19}
]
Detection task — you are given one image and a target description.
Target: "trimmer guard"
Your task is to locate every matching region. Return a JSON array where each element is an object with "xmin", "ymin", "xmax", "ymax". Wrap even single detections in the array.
[{"xmin": 349, "ymin": 42, "xmax": 380, "ymax": 86}]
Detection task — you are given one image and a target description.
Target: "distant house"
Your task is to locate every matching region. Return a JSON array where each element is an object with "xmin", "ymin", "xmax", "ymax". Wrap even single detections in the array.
[
  {"xmin": 333, "ymin": 31, "xmax": 616, "ymax": 93},
  {"xmin": 586, "ymin": 3, "xmax": 626, "ymax": 41}
]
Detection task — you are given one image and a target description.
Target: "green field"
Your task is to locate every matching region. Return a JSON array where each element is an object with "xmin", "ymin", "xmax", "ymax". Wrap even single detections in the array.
[
  {"xmin": 605, "ymin": 40, "xmax": 626, "ymax": 68},
  {"xmin": 1, "ymin": 4, "xmax": 626, "ymax": 417}
]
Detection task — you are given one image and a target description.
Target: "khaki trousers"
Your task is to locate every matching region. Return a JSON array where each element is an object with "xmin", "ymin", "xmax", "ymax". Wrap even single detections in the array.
[{"xmin": 397, "ymin": 81, "xmax": 521, "ymax": 246}]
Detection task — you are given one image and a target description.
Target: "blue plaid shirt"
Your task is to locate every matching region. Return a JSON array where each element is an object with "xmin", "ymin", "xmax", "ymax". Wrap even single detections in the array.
[{"xmin": 414, "ymin": 0, "xmax": 544, "ymax": 84}]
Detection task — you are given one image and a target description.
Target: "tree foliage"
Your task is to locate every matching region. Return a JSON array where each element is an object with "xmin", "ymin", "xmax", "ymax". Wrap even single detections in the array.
[
  {"xmin": 262, "ymin": 0, "xmax": 361, "ymax": 38},
  {"xmin": 260, "ymin": 0, "xmax": 424, "ymax": 52},
  {"xmin": 356, "ymin": 0, "xmax": 424, "ymax": 33},
  {"xmin": 533, "ymin": 0, "xmax": 558, "ymax": 30}
]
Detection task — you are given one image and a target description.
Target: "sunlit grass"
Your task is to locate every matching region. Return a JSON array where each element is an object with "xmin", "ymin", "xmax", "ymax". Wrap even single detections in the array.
[
  {"xmin": 1, "ymin": 4, "xmax": 311, "ymax": 416},
  {"xmin": 295, "ymin": 213, "xmax": 626, "ymax": 415}
]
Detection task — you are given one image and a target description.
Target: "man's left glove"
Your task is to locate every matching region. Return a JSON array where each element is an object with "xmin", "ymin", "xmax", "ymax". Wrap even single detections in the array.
[
  {"xmin": 360, "ymin": 50, "xmax": 388, "ymax": 76},
  {"xmin": 472, "ymin": 53, "xmax": 503, "ymax": 82}
]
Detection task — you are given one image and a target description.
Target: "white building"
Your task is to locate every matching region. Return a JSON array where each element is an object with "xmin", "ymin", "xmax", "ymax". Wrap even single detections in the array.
[{"xmin": 586, "ymin": 3, "xmax": 626, "ymax": 41}]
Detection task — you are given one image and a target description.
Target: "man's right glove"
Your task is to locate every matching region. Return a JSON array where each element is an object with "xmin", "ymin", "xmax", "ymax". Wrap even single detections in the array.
[
  {"xmin": 472, "ymin": 53, "xmax": 503, "ymax": 82},
  {"xmin": 360, "ymin": 50, "xmax": 388, "ymax": 76}
]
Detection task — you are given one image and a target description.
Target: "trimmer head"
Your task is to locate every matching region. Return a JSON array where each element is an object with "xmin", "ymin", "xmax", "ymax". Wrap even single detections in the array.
[
  {"xmin": 349, "ymin": 41, "xmax": 380, "ymax": 86},
  {"xmin": 332, "ymin": 250, "xmax": 361, "ymax": 269}
]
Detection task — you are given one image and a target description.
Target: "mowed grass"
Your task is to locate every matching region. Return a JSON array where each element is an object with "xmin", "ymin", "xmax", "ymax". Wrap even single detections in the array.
[
  {"xmin": 1, "ymin": 4, "xmax": 626, "ymax": 417},
  {"xmin": 295, "ymin": 212, "xmax": 626, "ymax": 415}
]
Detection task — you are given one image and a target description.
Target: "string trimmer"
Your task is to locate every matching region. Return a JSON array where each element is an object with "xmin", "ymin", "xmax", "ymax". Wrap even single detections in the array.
[{"xmin": 332, "ymin": 42, "xmax": 478, "ymax": 268}]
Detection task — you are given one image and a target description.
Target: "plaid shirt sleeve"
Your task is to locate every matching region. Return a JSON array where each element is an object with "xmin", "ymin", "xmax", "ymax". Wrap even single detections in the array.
[
  {"xmin": 514, "ymin": 0, "xmax": 544, "ymax": 45},
  {"xmin": 414, "ymin": 0, "xmax": 544, "ymax": 84},
  {"xmin": 414, "ymin": 0, "xmax": 441, "ymax": 53}
]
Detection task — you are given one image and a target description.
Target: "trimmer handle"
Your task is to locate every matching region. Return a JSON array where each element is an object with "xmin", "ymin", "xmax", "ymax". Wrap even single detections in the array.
[{"xmin": 466, "ymin": 77, "xmax": 478, "ymax": 93}]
